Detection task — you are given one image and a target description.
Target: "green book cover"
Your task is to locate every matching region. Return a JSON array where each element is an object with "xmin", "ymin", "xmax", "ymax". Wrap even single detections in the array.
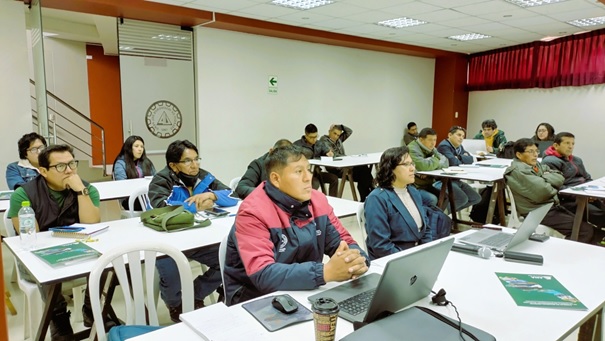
[
  {"xmin": 32, "ymin": 241, "xmax": 101, "ymax": 267},
  {"xmin": 496, "ymin": 273, "xmax": 587, "ymax": 310}
]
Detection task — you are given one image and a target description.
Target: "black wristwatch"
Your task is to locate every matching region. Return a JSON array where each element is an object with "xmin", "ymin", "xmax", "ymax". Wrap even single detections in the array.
[{"xmin": 75, "ymin": 187, "xmax": 90, "ymax": 196}]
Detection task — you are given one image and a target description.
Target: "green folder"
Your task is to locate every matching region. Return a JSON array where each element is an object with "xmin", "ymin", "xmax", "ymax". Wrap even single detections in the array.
[
  {"xmin": 32, "ymin": 241, "xmax": 101, "ymax": 267},
  {"xmin": 496, "ymin": 272, "xmax": 587, "ymax": 310}
]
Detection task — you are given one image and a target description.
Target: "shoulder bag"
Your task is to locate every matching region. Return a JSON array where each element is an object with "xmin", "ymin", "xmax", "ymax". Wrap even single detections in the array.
[{"xmin": 140, "ymin": 205, "xmax": 210, "ymax": 232}]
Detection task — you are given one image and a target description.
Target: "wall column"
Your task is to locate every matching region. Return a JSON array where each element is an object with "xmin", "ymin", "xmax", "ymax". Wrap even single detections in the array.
[{"xmin": 432, "ymin": 55, "xmax": 469, "ymax": 139}]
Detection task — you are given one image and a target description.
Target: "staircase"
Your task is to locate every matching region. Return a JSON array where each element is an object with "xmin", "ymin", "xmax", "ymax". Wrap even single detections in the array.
[{"xmin": 30, "ymin": 79, "xmax": 109, "ymax": 178}]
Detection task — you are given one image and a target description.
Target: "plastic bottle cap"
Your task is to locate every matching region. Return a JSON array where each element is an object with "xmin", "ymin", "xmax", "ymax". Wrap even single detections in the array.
[{"xmin": 21, "ymin": 201, "xmax": 30, "ymax": 207}]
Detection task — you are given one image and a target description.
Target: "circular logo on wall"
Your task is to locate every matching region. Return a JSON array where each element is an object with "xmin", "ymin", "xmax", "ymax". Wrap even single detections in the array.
[{"xmin": 145, "ymin": 100, "xmax": 182, "ymax": 139}]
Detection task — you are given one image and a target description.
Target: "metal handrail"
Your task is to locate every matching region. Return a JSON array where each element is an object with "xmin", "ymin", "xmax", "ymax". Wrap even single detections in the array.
[{"xmin": 29, "ymin": 79, "xmax": 107, "ymax": 176}]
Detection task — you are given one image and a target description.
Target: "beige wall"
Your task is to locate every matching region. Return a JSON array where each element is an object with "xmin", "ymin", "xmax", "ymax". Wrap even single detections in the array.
[
  {"xmin": 195, "ymin": 28, "xmax": 436, "ymax": 183},
  {"xmin": 0, "ymin": 1, "xmax": 34, "ymax": 190},
  {"xmin": 468, "ymin": 84, "xmax": 605, "ymax": 177}
]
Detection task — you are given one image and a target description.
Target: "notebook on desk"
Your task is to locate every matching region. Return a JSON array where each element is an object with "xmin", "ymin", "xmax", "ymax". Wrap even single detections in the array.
[
  {"xmin": 459, "ymin": 203, "xmax": 552, "ymax": 252},
  {"xmin": 307, "ymin": 237, "xmax": 454, "ymax": 324}
]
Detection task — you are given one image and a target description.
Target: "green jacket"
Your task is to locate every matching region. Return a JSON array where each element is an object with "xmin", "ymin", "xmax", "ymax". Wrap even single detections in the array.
[
  {"xmin": 473, "ymin": 129, "xmax": 507, "ymax": 154},
  {"xmin": 408, "ymin": 139, "xmax": 448, "ymax": 188},
  {"xmin": 504, "ymin": 159, "xmax": 564, "ymax": 216}
]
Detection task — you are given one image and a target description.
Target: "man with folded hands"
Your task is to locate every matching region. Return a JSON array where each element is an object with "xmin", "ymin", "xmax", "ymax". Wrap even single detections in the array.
[{"xmin": 223, "ymin": 145, "xmax": 369, "ymax": 305}]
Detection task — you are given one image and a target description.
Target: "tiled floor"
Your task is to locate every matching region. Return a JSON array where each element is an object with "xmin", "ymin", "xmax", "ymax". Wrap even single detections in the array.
[{"xmin": 3, "ymin": 186, "xmax": 579, "ymax": 340}]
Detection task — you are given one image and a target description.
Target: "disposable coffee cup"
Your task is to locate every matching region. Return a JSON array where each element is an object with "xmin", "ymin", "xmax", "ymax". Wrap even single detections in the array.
[{"xmin": 312, "ymin": 297, "xmax": 339, "ymax": 341}]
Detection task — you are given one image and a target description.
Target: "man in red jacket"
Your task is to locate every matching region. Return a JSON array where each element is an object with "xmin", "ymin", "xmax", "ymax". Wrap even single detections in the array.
[{"xmin": 223, "ymin": 145, "xmax": 369, "ymax": 305}]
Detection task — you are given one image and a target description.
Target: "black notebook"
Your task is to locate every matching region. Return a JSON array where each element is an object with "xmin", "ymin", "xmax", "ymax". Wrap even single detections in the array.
[{"xmin": 242, "ymin": 294, "xmax": 313, "ymax": 332}]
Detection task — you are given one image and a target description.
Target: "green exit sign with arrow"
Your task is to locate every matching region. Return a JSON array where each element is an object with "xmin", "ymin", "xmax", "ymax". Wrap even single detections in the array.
[{"xmin": 268, "ymin": 75, "xmax": 278, "ymax": 94}]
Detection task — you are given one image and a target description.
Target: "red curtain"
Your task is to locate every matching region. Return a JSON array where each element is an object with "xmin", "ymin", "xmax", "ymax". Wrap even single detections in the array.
[{"xmin": 468, "ymin": 28, "xmax": 605, "ymax": 90}]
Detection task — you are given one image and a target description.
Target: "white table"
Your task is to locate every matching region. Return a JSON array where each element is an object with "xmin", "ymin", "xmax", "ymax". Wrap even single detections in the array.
[
  {"xmin": 559, "ymin": 177, "xmax": 605, "ymax": 241},
  {"xmin": 2, "ymin": 194, "xmax": 358, "ymax": 340},
  {"xmin": 417, "ymin": 166, "xmax": 507, "ymax": 226},
  {"xmin": 309, "ymin": 153, "xmax": 382, "ymax": 201},
  {"xmin": 91, "ymin": 177, "xmax": 152, "ymax": 201},
  {"xmin": 0, "ymin": 200, "xmax": 9, "ymax": 212},
  {"xmin": 132, "ymin": 231, "xmax": 605, "ymax": 341}
]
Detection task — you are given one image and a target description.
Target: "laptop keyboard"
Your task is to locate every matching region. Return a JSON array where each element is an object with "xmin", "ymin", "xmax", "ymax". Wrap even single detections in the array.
[
  {"xmin": 479, "ymin": 233, "xmax": 513, "ymax": 248},
  {"xmin": 339, "ymin": 289, "xmax": 376, "ymax": 316}
]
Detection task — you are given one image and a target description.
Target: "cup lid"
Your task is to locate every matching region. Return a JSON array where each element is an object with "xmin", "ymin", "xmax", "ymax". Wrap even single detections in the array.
[{"xmin": 312, "ymin": 297, "xmax": 339, "ymax": 313}]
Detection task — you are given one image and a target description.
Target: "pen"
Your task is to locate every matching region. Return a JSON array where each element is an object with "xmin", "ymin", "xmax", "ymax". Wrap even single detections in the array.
[
  {"xmin": 483, "ymin": 226, "xmax": 502, "ymax": 231},
  {"xmin": 228, "ymin": 213, "xmax": 237, "ymax": 217}
]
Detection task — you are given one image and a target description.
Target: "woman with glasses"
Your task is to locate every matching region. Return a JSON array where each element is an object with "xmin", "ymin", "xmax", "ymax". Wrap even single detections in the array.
[
  {"xmin": 436, "ymin": 126, "xmax": 481, "ymax": 212},
  {"xmin": 532, "ymin": 123, "xmax": 555, "ymax": 142},
  {"xmin": 112, "ymin": 135, "xmax": 156, "ymax": 210},
  {"xmin": 364, "ymin": 146, "xmax": 433, "ymax": 260},
  {"xmin": 6, "ymin": 132, "xmax": 47, "ymax": 189}
]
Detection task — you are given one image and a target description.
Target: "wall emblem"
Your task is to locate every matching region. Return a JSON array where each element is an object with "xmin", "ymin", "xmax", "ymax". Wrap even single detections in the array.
[{"xmin": 145, "ymin": 100, "xmax": 182, "ymax": 138}]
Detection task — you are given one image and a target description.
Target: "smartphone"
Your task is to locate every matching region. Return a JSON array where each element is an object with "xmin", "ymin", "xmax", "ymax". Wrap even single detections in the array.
[{"xmin": 204, "ymin": 207, "xmax": 229, "ymax": 217}]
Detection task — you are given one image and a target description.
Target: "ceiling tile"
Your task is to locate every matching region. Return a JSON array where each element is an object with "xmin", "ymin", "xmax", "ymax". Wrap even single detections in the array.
[
  {"xmin": 274, "ymin": 11, "xmax": 334, "ymax": 24},
  {"xmin": 439, "ymin": 16, "xmax": 492, "ymax": 27},
  {"xmin": 306, "ymin": 2, "xmax": 369, "ymax": 17},
  {"xmin": 185, "ymin": 0, "xmax": 257, "ymax": 12},
  {"xmin": 341, "ymin": 0, "xmax": 417, "ymax": 11},
  {"xmin": 232, "ymin": 3, "xmax": 300, "ymax": 18},
  {"xmin": 412, "ymin": 9, "xmax": 471, "ymax": 22},
  {"xmin": 453, "ymin": 1, "xmax": 521, "ymax": 15},
  {"xmin": 312, "ymin": 18, "xmax": 361, "ymax": 30},
  {"xmin": 547, "ymin": 7, "xmax": 605, "ymax": 21},
  {"xmin": 526, "ymin": 0, "xmax": 600, "ymax": 15},
  {"xmin": 383, "ymin": 1, "xmax": 447, "ymax": 16}
]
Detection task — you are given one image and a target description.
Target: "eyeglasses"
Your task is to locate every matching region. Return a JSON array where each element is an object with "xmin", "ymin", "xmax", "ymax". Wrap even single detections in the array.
[
  {"xmin": 523, "ymin": 149, "xmax": 539, "ymax": 155},
  {"xmin": 177, "ymin": 157, "xmax": 201, "ymax": 167},
  {"xmin": 27, "ymin": 146, "xmax": 45, "ymax": 154},
  {"xmin": 47, "ymin": 160, "xmax": 79, "ymax": 172},
  {"xmin": 397, "ymin": 162, "xmax": 415, "ymax": 167}
]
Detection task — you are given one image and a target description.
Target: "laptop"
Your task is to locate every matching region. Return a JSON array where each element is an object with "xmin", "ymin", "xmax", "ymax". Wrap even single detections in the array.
[
  {"xmin": 307, "ymin": 237, "xmax": 454, "ymax": 324},
  {"xmin": 462, "ymin": 139, "xmax": 488, "ymax": 156},
  {"xmin": 459, "ymin": 203, "xmax": 553, "ymax": 252}
]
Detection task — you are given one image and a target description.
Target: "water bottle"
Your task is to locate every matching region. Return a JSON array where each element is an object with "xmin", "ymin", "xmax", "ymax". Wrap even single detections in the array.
[{"xmin": 18, "ymin": 201, "xmax": 36, "ymax": 250}]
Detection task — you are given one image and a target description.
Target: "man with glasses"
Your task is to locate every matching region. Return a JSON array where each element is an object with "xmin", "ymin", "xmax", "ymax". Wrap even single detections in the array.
[
  {"xmin": 8, "ymin": 144, "xmax": 101, "ymax": 340},
  {"xmin": 148, "ymin": 139, "xmax": 238, "ymax": 322},
  {"xmin": 5, "ymin": 132, "xmax": 47, "ymax": 189},
  {"xmin": 504, "ymin": 138, "xmax": 594, "ymax": 243}
]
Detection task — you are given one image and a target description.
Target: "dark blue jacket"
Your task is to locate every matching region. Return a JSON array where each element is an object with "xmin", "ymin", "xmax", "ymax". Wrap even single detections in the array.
[
  {"xmin": 364, "ymin": 186, "xmax": 432, "ymax": 260},
  {"xmin": 224, "ymin": 181, "xmax": 368, "ymax": 306},
  {"xmin": 437, "ymin": 139, "xmax": 474, "ymax": 166},
  {"xmin": 148, "ymin": 166, "xmax": 237, "ymax": 212}
]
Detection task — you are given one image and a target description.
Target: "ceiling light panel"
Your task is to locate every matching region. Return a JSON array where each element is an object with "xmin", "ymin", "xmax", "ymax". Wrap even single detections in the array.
[
  {"xmin": 504, "ymin": 0, "xmax": 567, "ymax": 8},
  {"xmin": 377, "ymin": 17, "xmax": 428, "ymax": 29},
  {"xmin": 448, "ymin": 33, "xmax": 491, "ymax": 41},
  {"xmin": 567, "ymin": 16, "xmax": 605, "ymax": 27},
  {"xmin": 271, "ymin": 0, "xmax": 334, "ymax": 10}
]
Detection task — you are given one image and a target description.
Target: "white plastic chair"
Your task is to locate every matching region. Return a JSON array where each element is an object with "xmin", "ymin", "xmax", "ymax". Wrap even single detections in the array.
[
  {"xmin": 504, "ymin": 185, "xmax": 565, "ymax": 238},
  {"xmin": 88, "ymin": 241, "xmax": 194, "ymax": 341},
  {"xmin": 3, "ymin": 211, "xmax": 41, "ymax": 339},
  {"xmin": 121, "ymin": 185, "xmax": 151, "ymax": 218},
  {"xmin": 218, "ymin": 234, "xmax": 228, "ymax": 294},
  {"xmin": 355, "ymin": 203, "xmax": 368, "ymax": 252},
  {"xmin": 3, "ymin": 211, "xmax": 87, "ymax": 338},
  {"xmin": 229, "ymin": 176, "xmax": 242, "ymax": 191}
]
